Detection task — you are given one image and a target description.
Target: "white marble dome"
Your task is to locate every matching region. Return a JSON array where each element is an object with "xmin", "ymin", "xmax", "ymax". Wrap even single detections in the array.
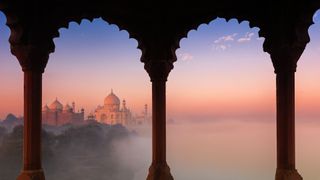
[
  {"xmin": 104, "ymin": 90, "xmax": 120, "ymax": 106},
  {"xmin": 49, "ymin": 99, "xmax": 63, "ymax": 110}
]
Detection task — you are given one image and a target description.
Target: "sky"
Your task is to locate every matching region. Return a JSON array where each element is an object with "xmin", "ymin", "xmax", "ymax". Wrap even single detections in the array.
[{"xmin": 0, "ymin": 11, "xmax": 320, "ymax": 121}]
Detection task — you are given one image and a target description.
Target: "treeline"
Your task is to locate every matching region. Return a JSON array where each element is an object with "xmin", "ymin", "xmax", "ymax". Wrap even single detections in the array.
[{"xmin": 0, "ymin": 122, "xmax": 137, "ymax": 180}]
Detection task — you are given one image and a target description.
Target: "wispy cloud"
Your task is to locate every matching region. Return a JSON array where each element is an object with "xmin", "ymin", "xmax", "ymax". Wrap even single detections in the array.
[
  {"xmin": 237, "ymin": 32, "xmax": 254, "ymax": 43},
  {"xmin": 212, "ymin": 32, "xmax": 259, "ymax": 51},
  {"xmin": 214, "ymin": 44, "xmax": 231, "ymax": 51},
  {"xmin": 213, "ymin": 33, "xmax": 237, "ymax": 51},
  {"xmin": 214, "ymin": 33, "xmax": 238, "ymax": 44},
  {"xmin": 178, "ymin": 53, "xmax": 194, "ymax": 61}
]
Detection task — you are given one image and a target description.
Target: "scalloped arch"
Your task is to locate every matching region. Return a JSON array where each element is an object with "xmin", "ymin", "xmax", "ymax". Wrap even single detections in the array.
[
  {"xmin": 173, "ymin": 14, "xmax": 266, "ymax": 62},
  {"xmin": 178, "ymin": 15, "xmax": 264, "ymax": 44},
  {"xmin": 307, "ymin": 8, "xmax": 320, "ymax": 32},
  {"xmin": 2, "ymin": 0, "xmax": 319, "ymax": 65},
  {"xmin": 0, "ymin": 10, "xmax": 8, "ymax": 28},
  {"xmin": 52, "ymin": 14, "xmax": 143, "ymax": 56}
]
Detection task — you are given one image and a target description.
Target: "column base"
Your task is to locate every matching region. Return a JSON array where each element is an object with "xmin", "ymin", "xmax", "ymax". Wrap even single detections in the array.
[
  {"xmin": 17, "ymin": 169, "xmax": 45, "ymax": 180},
  {"xmin": 146, "ymin": 162, "xmax": 174, "ymax": 180},
  {"xmin": 275, "ymin": 169, "xmax": 303, "ymax": 180}
]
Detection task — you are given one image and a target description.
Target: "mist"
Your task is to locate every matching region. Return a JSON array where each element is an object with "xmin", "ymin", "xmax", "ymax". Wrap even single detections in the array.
[
  {"xmin": 166, "ymin": 119, "xmax": 320, "ymax": 180},
  {"xmin": 1, "ymin": 118, "xmax": 320, "ymax": 180},
  {"xmin": 0, "ymin": 122, "xmax": 151, "ymax": 180}
]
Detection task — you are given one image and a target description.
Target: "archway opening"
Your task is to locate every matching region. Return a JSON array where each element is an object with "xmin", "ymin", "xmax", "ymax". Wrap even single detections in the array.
[
  {"xmin": 295, "ymin": 9, "xmax": 320, "ymax": 180},
  {"xmin": 0, "ymin": 10, "xmax": 25, "ymax": 178},
  {"xmin": 0, "ymin": 11, "xmax": 23, "ymax": 119},
  {"xmin": 0, "ymin": 15, "xmax": 152, "ymax": 180},
  {"xmin": 43, "ymin": 18, "xmax": 152, "ymax": 180},
  {"xmin": 166, "ymin": 18, "xmax": 276, "ymax": 179}
]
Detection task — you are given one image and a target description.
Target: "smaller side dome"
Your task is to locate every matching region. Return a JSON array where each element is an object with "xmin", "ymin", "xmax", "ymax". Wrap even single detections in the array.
[{"xmin": 42, "ymin": 104, "xmax": 49, "ymax": 112}]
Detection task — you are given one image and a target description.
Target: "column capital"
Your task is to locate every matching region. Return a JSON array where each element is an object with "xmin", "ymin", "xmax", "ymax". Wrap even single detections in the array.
[
  {"xmin": 267, "ymin": 46, "xmax": 304, "ymax": 74},
  {"xmin": 262, "ymin": 12, "xmax": 312, "ymax": 74},
  {"xmin": 139, "ymin": 39, "xmax": 177, "ymax": 82},
  {"xmin": 263, "ymin": 33, "xmax": 309, "ymax": 74},
  {"xmin": 3, "ymin": 7, "xmax": 56, "ymax": 73},
  {"xmin": 11, "ymin": 45, "xmax": 51, "ymax": 73},
  {"xmin": 144, "ymin": 61, "xmax": 174, "ymax": 82}
]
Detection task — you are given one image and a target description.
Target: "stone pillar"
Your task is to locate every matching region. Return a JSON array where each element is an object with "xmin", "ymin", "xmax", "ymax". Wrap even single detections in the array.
[
  {"xmin": 12, "ymin": 46, "xmax": 49, "ymax": 180},
  {"xmin": 269, "ymin": 50, "xmax": 304, "ymax": 180},
  {"xmin": 262, "ymin": 13, "xmax": 312, "ymax": 178},
  {"xmin": 145, "ymin": 61, "xmax": 174, "ymax": 180},
  {"xmin": 275, "ymin": 71, "xmax": 302, "ymax": 180}
]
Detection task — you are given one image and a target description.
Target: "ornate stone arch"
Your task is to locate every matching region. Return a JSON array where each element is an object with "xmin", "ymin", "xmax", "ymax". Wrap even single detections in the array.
[{"xmin": 1, "ymin": 1, "xmax": 320, "ymax": 180}]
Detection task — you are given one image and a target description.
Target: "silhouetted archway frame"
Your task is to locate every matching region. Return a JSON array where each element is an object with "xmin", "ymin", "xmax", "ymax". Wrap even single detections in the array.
[{"xmin": 1, "ymin": 0, "xmax": 320, "ymax": 180}]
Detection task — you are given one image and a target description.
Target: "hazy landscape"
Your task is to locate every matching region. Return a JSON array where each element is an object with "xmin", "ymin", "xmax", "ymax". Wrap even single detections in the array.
[
  {"xmin": 0, "ymin": 119, "xmax": 148, "ymax": 180},
  {"xmin": 1, "ymin": 116, "xmax": 320, "ymax": 180}
]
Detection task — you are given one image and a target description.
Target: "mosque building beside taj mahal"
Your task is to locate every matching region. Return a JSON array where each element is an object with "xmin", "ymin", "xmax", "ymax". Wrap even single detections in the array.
[{"xmin": 42, "ymin": 99, "xmax": 84, "ymax": 126}]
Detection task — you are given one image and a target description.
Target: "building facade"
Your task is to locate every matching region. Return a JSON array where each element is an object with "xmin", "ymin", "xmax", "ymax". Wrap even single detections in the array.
[
  {"xmin": 42, "ymin": 99, "xmax": 84, "ymax": 126},
  {"xmin": 94, "ymin": 90, "xmax": 135, "ymax": 126}
]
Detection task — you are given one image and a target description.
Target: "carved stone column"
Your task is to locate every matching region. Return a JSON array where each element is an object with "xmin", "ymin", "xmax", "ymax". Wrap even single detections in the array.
[
  {"xmin": 265, "ymin": 42, "xmax": 307, "ymax": 180},
  {"xmin": 261, "ymin": 9, "xmax": 314, "ymax": 178},
  {"xmin": 144, "ymin": 61, "xmax": 174, "ymax": 180},
  {"xmin": 274, "ymin": 67, "xmax": 302, "ymax": 180},
  {"xmin": 3, "ymin": 2, "xmax": 55, "ymax": 178},
  {"xmin": 276, "ymin": 71, "xmax": 302, "ymax": 180},
  {"xmin": 12, "ymin": 45, "xmax": 50, "ymax": 180}
]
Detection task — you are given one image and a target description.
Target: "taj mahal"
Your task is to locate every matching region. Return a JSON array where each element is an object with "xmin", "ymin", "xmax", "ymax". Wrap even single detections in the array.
[
  {"xmin": 93, "ymin": 90, "xmax": 149, "ymax": 125},
  {"xmin": 94, "ymin": 90, "xmax": 134, "ymax": 125},
  {"xmin": 42, "ymin": 90, "xmax": 149, "ymax": 126}
]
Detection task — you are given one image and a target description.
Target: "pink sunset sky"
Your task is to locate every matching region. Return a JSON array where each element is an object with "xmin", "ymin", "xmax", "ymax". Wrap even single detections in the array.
[{"xmin": 0, "ymin": 11, "xmax": 320, "ymax": 121}]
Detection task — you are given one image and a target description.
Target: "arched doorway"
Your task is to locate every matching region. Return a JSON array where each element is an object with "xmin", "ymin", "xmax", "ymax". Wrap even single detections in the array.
[
  {"xmin": 0, "ymin": 16, "xmax": 152, "ymax": 180},
  {"xmin": 295, "ymin": 9, "xmax": 320, "ymax": 180},
  {"xmin": 167, "ymin": 18, "xmax": 275, "ymax": 180}
]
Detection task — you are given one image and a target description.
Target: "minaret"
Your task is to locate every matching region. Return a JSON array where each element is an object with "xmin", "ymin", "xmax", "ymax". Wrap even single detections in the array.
[
  {"xmin": 81, "ymin": 108, "xmax": 85, "ymax": 120},
  {"xmin": 122, "ymin": 99, "xmax": 127, "ymax": 110},
  {"xmin": 144, "ymin": 104, "xmax": 148, "ymax": 122},
  {"xmin": 72, "ymin": 102, "xmax": 75, "ymax": 112}
]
